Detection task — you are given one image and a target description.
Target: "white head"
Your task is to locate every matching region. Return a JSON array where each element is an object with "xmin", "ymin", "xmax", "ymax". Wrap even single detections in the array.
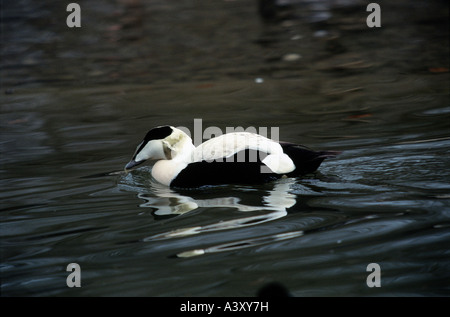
[{"xmin": 124, "ymin": 126, "xmax": 194, "ymax": 171}]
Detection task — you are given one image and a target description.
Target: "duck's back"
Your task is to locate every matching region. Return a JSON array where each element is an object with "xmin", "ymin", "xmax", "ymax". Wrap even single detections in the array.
[
  {"xmin": 169, "ymin": 136, "xmax": 339, "ymax": 188},
  {"xmin": 192, "ymin": 132, "xmax": 282, "ymax": 163}
]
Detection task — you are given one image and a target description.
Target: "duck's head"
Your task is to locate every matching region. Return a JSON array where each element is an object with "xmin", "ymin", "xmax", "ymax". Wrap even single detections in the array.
[{"xmin": 124, "ymin": 125, "xmax": 193, "ymax": 172}]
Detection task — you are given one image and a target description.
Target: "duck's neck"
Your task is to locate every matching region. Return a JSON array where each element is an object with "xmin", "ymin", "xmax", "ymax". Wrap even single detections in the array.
[
  {"xmin": 152, "ymin": 133, "xmax": 196, "ymax": 186},
  {"xmin": 171, "ymin": 136, "xmax": 196, "ymax": 163}
]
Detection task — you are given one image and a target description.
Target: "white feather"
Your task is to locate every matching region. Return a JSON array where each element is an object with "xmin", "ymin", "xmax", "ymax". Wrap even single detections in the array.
[
  {"xmin": 192, "ymin": 132, "xmax": 284, "ymax": 162},
  {"xmin": 152, "ymin": 160, "xmax": 188, "ymax": 186},
  {"xmin": 135, "ymin": 140, "xmax": 165, "ymax": 162},
  {"xmin": 262, "ymin": 153, "xmax": 295, "ymax": 174}
]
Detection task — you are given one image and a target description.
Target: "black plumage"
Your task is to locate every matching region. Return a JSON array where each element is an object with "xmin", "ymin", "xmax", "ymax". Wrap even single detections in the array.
[{"xmin": 170, "ymin": 146, "xmax": 339, "ymax": 188}]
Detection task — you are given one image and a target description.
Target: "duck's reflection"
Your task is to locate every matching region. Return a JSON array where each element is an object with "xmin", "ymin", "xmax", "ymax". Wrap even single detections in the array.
[
  {"xmin": 132, "ymin": 177, "xmax": 297, "ymax": 240},
  {"xmin": 176, "ymin": 230, "xmax": 304, "ymax": 258},
  {"xmin": 138, "ymin": 177, "xmax": 297, "ymax": 216},
  {"xmin": 120, "ymin": 173, "xmax": 305, "ymax": 257}
]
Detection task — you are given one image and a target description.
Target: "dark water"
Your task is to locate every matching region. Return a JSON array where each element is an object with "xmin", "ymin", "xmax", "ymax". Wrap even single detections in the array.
[{"xmin": 1, "ymin": 0, "xmax": 449, "ymax": 296}]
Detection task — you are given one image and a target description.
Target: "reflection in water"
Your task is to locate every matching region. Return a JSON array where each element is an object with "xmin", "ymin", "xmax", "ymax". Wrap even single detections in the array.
[
  {"xmin": 146, "ymin": 210, "xmax": 287, "ymax": 240},
  {"xmin": 120, "ymin": 174, "xmax": 301, "ymax": 256},
  {"xmin": 177, "ymin": 230, "xmax": 304, "ymax": 258},
  {"xmin": 139, "ymin": 177, "xmax": 296, "ymax": 215}
]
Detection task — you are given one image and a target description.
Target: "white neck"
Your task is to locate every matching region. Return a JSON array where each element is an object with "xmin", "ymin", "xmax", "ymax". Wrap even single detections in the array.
[
  {"xmin": 163, "ymin": 128, "xmax": 196, "ymax": 162},
  {"xmin": 152, "ymin": 128, "xmax": 196, "ymax": 185},
  {"xmin": 171, "ymin": 137, "xmax": 196, "ymax": 163}
]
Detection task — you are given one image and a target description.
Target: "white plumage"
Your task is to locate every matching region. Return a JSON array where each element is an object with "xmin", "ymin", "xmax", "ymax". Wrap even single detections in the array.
[{"xmin": 192, "ymin": 132, "xmax": 295, "ymax": 174}]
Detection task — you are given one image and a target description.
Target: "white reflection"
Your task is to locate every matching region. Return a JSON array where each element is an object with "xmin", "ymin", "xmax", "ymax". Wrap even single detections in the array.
[
  {"xmin": 177, "ymin": 230, "xmax": 304, "ymax": 258},
  {"xmin": 145, "ymin": 210, "xmax": 288, "ymax": 240},
  {"xmin": 138, "ymin": 177, "xmax": 297, "ymax": 241},
  {"xmin": 139, "ymin": 177, "xmax": 297, "ymax": 216}
]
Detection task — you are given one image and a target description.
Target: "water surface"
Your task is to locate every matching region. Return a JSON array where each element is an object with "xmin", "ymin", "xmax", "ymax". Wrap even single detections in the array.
[{"xmin": 1, "ymin": 0, "xmax": 449, "ymax": 296}]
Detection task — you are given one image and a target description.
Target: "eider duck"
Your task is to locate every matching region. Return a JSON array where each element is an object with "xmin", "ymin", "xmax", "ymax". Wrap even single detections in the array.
[{"xmin": 124, "ymin": 125, "xmax": 339, "ymax": 188}]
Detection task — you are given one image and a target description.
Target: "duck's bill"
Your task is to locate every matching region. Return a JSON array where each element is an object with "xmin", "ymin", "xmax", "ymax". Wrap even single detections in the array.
[{"xmin": 124, "ymin": 159, "xmax": 145, "ymax": 171}]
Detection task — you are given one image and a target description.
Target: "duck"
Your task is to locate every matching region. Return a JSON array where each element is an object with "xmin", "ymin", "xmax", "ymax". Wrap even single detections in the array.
[{"xmin": 124, "ymin": 125, "xmax": 339, "ymax": 188}]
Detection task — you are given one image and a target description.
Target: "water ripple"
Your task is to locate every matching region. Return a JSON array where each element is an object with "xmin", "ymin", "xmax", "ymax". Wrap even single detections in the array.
[
  {"xmin": 144, "ymin": 210, "xmax": 288, "ymax": 241},
  {"xmin": 176, "ymin": 230, "xmax": 304, "ymax": 258}
]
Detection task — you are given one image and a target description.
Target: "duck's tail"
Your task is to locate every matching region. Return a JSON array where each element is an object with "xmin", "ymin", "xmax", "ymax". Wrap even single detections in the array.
[{"xmin": 280, "ymin": 142, "xmax": 341, "ymax": 176}]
